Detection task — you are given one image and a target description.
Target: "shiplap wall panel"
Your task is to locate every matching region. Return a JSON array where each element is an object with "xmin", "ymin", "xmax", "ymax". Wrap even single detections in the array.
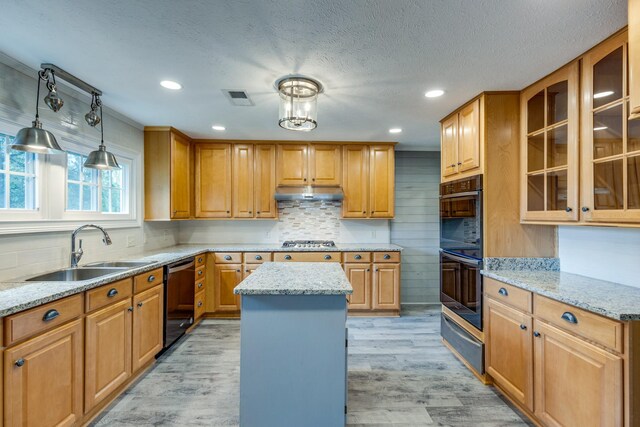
[{"xmin": 391, "ymin": 151, "xmax": 441, "ymax": 304}]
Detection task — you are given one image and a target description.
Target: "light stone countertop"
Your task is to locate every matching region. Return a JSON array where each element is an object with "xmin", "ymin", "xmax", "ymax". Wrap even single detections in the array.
[
  {"xmin": 0, "ymin": 243, "xmax": 398, "ymax": 317},
  {"xmin": 482, "ymin": 269, "xmax": 640, "ymax": 321},
  {"xmin": 234, "ymin": 262, "xmax": 353, "ymax": 295}
]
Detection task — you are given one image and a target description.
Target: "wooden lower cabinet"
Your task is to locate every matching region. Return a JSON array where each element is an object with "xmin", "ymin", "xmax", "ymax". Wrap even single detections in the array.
[
  {"xmin": 344, "ymin": 263, "xmax": 372, "ymax": 310},
  {"xmin": 243, "ymin": 264, "xmax": 259, "ymax": 279},
  {"xmin": 214, "ymin": 263, "xmax": 242, "ymax": 312},
  {"xmin": 533, "ymin": 320, "xmax": 623, "ymax": 427},
  {"xmin": 132, "ymin": 285, "xmax": 164, "ymax": 372},
  {"xmin": 485, "ymin": 298, "xmax": 533, "ymax": 410},
  {"xmin": 4, "ymin": 319, "xmax": 84, "ymax": 427},
  {"xmin": 372, "ymin": 263, "xmax": 400, "ymax": 310},
  {"xmin": 84, "ymin": 299, "xmax": 133, "ymax": 413}
]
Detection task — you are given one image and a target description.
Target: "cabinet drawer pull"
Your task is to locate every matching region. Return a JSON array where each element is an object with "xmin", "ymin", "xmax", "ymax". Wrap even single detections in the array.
[
  {"xmin": 383, "ymin": 254, "xmax": 391, "ymax": 260},
  {"xmin": 520, "ymin": 324, "xmax": 527, "ymax": 330},
  {"xmin": 198, "ymin": 301, "xmax": 203, "ymax": 308},
  {"xmin": 15, "ymin": 358, "xmax": 25, "ymax": 367},
  {"xmin": 284, "ymin": 255, "xmax": 292, "ymax": 260},
  {"xmin": 324, "ymin": 255, "xmax": 332, "ymax": 260},
  {"xmin": 561, "ymin": 312, "xmax": 578, "ymax": 324},
  {"xmin": 498, "ymin": 287, "xmax": 508, "ymax": 296},
  {"xmin": 354, "ymin": 254, "xmax": 362, "ymax": 260},
  {"xmin": 137, "ymin": 302, "xmax": 143, "ymax": 308},
  {"xmin": 255, "ymin": 255, "xmax": 262, "ymax": 260},
  {"xmin": 107, "ymin": 288, "xmax": 118, "ymax": 298},
  {"xmin": 42, "ymin": 309, "xmax": 60, "ymax": 322},
  {"xmin": 534, "ymin": 331, "xmax": 541, "ymax": 337},
  {"xmin": 147, "ymin": 275, "xmax": 156, "ymax": 282},
  {"xmin": 224, "ymin": 255, "xmax": 232, "ymax": 260}
]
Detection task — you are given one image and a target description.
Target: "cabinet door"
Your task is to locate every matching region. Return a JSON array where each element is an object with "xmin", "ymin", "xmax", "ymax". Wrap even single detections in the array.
[
  {"xmin": 4, "ymin": 319, "xmax": 83, "ymax": 427},
  {"xmin": 458, "ymin": 99, "xmax": 481, "ymax": 173},
  {"xmin": 372, "ymin": 263, "xmax": 400, "ymax": 310},
  {"xmin": 254, "ymin": 144, "xmax": 277, "ymax": 218},
  {"xmin": 132, "ymin": 285, "xmax": 163, "ymax": 372},
  {"xmin": 521, "ymin": 62, "xmax": 580, "ymax": 222},
  {"xmin": 243, "ymin": 265, "xmax": 259, "ymax": 279},
  {"xmin": 277, "ymin": 144, "xmax": 308, "ymax": 185},
  {"xmin": 533, "ymin": 320, "xmax": 623, "ymax": 427},
  {"xmin": 342, "ymin": 145, "xmax": 369, "ymax": 218},
  {"xmin": 214, "ymin": 264, "xmax": 242, "ymax": 312},
  {"xmin": 233, "ymin": 144, "xmax": 254, "ymax": 218},
  {"xmin": 441, "ymin": 114, "xmax": 459, "ymax": 178},
  {"xmin": 345, "ymin": 263, "xmax": 371, "ymax": 310},
  {"xmin": 85, "ymin": 299, "xmax": 132, "ymax": 412},
  {"xmin": 369, "ymin": 145, "xmax": 395, "ymax": 218},
  {"xmin": 310, "ymin": 144, "xmax": 341, "ymax": 186},
  {"xmin": 581, "ymin": 32, "xmax": 640, "ymax": 223},
  {"xmin": 170, "ymin": 133, "xmax": 191, "ymax": 219},
  {"xmin": 195, "ymin": 143, "xmax": 232, "ymax": 218},
  {"xmin": 631, "ymin": 0, "xmax": 640, "ymax": 119},
  {"xmin": 485, "ymin": 298, "xmax": 533, "ymax": 411}
]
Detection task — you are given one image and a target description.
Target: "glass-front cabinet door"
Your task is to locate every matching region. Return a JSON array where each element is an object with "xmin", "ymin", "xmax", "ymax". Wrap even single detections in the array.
[
  {"xmin": 581, "ymin": 32, "xmax": 640, "ymax": 223},
  {"xmin": 520, "ymin": 62, "xmax": 579, "ymax": 222}
]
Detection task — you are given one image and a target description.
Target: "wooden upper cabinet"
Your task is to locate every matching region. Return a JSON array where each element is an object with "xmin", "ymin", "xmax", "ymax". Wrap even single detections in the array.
[
  {"xmin": 254, "ymin": 144, "xmax": 277, "ymax": 218},
  {"xmin": 310, "ymin": 144, "xmax": 341, "ymax": 185},
  {"xmin": 195, "ymin": 143, "xmax": 232, "ymax": 218},
  {"xmin": 277, "ymin": 144, "xmax": 308, "ymax": 185},
  {"xmin": 369, "ymin": 145, "xmax": 395, "ymax": 218},
  {"xmin": 581, "ymin": 31, "xmax": 640, "ymax": 224},
  {"xmin": 342, "ymin": 145, "xmax": 369, "ymax": 218},
  {"xmin": 144, "ymin": 127, "xmax": 194, "ymax": 220},
  {"xmin": 458, "ymin": 100, "xmax": 480, "ymax": 173},
  {"xmin": 233, "ymin": 144, "xmax": 254, "ymax": 218},
  {"xmin": 441, "ymin": 114, "xmax": 459, "ymax": 178},
  {"xmin": 630, "ymin": 0, "xmax": 640, "ymax": 120},
  {"xmin": 4, "ymin": 319, "xmax": 84, "ymax": 427},
  {"xmin": 520, "ymin": 61, "xmax": 580, "ymax": 222}
]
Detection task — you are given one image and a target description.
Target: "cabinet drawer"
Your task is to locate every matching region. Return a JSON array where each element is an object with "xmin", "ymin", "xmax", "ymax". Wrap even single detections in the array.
[
  {"xmin": 195, "ymin": 279, "xmax": 205, "ymax": 293},
  {"xmin": 134, "ymin": 267, "xmax": 164, "ymax": 294},
  {"xmin": 534, "ymin": 294, "xmax": 624, "ymax": 353},
  {"xmin": 195, "ymin": 254, "xmax": 206, "ymax": 267},
  {"xmin": 273, "ymin": 252, "xmax": 341, "ymax": 262},
  {"xmin": 195, "ymin": 290, "xmax": 206, "ymax": 320},
  {"xmin": 485, "ymin": 278, "xmax": 532, "ymax": 313},
  {"xmin": 215, "ymin": 252, "xmax": 242, "ymax": 264},
  {"xmin": 86, "ymin": 278, "xmax": 133, "ymax": 312},
  {"xmin": 195, "ymin": 265, "xmax": 206, "ymax": 281},
  {"xmin": 373, "ymin": 251, "xmax": 400, "ymax": 263},
  {"xmin": 4, "ymin": 293, "xmax": 84, "ymax": 346},
  {"xmin": 243, "ymin": 252, "xmax": 272, "ymax": 263},
  {"xmin": 343, "ymin": 252, "xmax": 372, "ymax": 263}
]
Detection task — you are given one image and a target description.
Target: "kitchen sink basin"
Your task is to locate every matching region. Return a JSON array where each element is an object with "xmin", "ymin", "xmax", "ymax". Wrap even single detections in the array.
[
  {"xmin": 25, "ymin": 267, "xmax": 128, "ymax": 282},
  {"xmin": 84, "ymin": 260, "xmax": 156, "ymax": 268}
]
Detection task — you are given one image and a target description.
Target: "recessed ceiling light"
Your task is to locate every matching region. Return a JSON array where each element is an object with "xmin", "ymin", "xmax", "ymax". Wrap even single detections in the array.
[
  {"xmin": 212, "ymin": 125, "xmax": 226, "ymax": 131},
  {"xmin": 160, "ymin": 80, "xmax": 182, "ymax": 90},
  {"xmin": 425, "ymin": 89, "xmax": 445, "ymax": 98},
  {"xmin": 593, "ymin": 91, "xmax": 614, "ymax": 99},
  {"xmin": 389, "ymin": 128, "xmax": 402, "ymax": 134},
  {"xmin": 593, "ymin": 126, "xmax": 608, "ymax": 131}
]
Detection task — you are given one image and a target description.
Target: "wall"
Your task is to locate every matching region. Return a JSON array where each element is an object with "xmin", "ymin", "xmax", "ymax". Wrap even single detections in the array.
[
  {"xmin": 390, "ymin": 151, "xmax": 440, "ymax": 304},
  {"xmin": 0, "ymin": 53, "xmax": 179, "ymax": 281},
  {"xmin": 558, "ymin": 226, "xmax": 640, "ymax": 288}
]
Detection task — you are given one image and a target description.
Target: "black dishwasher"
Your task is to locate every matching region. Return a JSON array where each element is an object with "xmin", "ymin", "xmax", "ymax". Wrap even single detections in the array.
[{"xmin": 164, "ymin": 257, "xmax": 195, "ymax": 350}]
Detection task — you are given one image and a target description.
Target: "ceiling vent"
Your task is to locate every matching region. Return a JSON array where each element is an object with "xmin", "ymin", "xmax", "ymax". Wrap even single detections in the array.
[{"xmin": 223, "ymin": 89, "xmax": 254, "ymax": 106}]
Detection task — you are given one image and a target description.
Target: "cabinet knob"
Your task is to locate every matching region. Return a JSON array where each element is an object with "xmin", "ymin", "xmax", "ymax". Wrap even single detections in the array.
[
  {"xmin": 534, "ymin": 331, "xmax": 541, "ymax": 338},
  {"xmin": 42, "ymin": 309, "xmax": 60, "ymax": 322},
  {"xmin": 520, "ymin": 324, "xmax": 527, "ymax": 330},
  {"xmin": 367, "ymin": 268, "xmax": 370, "ymax": 272},
  {"xmin": 565, "ymin": 207, "xmax": 573, "ymax": 213},
  {"xmin": 375, "ymin": 268, "xmax": 379, "ymax": 272},
  {"xmin": 362, "ymin": 211, "xmax": 366, "ymax": 214},
  {"xmin": 383, "ymin": 254, "xmax": 391, "ymax": 260},
  {"xmin": 457, "ymin": 162, "xmax": 462, "ymax": 165},
  {"xmin": 257, "ymin": 211, "xmax": 261, "ymax": 214},
  {"xmin": 255, "ymin": 255, "xmax": 262, "ymax": 260},
  {"xmin": 245, "ymin": 269, "xmax": 249, "ymax": 272},
  {"xmin": 224, "ymin": 255, "xmax": 232, "ymax": 260},
  {"xmin": 284, "ymin": 255, "xmax": 292, "ymax": 260},
  {"xmin": 312, "ymin": 178, "xmax": 316, "ymax": 181},
  {"xmin": 198, "ymin": 270, "xmax": 203, "ymax": 276},
  {"xmin": 355, "ymin": 254, "xmax": 362, "ymax": 260},
  {"xmin": 324, "ymin": 255, "xmax": 332, "ymax": 260},
  {"xmin": 581, "ymin": 207, "xmax": 590, "ymax": 212},
  {"xmin": 128, "ymin": 306, "xmax": 134, "ymax": 312},
  {"xmin": 107, "ymin": 288, "xmax": 118, "ymax": 298},
  {"xmin": 198, "ymin": 282, "xmax": 203, "ymax": 289},
  {"xmin": 137, "ymin": 302, "xmax": 143, "ymax": 308},
  {"xmin": 198, "ymin": 257, "xmax": 203, "ymax": 263},
  {"xmin": 249, "ymin": 211, "xmax": 252, "ymax": 214},
  {"xmin": 236, "ymin": 269, "xmax": 240, "ymax": 273},
  {"xmin": 197, "ymin": 301, "xmax": 203, "ymax": 307},
  {"xmin": 147, "ymin": 275, "xmax": 155, "ymax": 282},
  {"xmin": 227, "ymin": 211, "xmax": 230, "ymax": 214},
  {"xmin": 14, "ymin": 358, "xmax": 25, "ymax": 367}
]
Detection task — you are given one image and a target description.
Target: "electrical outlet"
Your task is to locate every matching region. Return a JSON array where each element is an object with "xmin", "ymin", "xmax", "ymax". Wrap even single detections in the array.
[{"xmin": 126, "ymin": 235, "xmax": 136, "ymax": 248}]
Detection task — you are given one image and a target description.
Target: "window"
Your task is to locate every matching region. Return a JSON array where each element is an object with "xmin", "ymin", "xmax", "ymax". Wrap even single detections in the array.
[
  {"xmin": 0, "ymin": 133, "xmax": 37, "ymax": 210},
  {"xmin": 66, "ymin": 151, "xmax": 129, "ymax": 214}
]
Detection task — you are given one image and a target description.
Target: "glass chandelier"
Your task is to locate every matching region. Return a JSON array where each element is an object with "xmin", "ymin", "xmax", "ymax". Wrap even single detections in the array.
[{"xmin": 277, "ymin": 77, "xmax": 321, "ymax": 131}]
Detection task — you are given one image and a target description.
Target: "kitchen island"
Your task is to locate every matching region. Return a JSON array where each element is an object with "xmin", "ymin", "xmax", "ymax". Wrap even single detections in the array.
[{"xmin": 234, "ymin": 262, "xmax": 353, "ymax": 427}]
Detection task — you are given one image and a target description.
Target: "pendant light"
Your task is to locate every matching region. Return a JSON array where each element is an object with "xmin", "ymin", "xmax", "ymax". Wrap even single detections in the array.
[
  {"xmin": 84, "ymin": 93, "xmax": 101, "ymax": 127},
  {"xmin": 43, "ymin": 71, "xmax": 64, "ymax": 112},
  {"xmin": 10, "ymin": 70, "xmax": 65, "ymax": 154},
  {"xmin": 277, "ymin": 76, "xmax": 321, "ymax": 131},
  {"xmin": 84, "ymin": 98, "xmax": 120, "ymax": 170}
]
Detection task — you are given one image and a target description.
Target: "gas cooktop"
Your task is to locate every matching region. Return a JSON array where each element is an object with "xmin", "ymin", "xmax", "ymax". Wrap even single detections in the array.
[{"xmin": 281, "ymin": 240, "xmax": 336, "ymax": 248}]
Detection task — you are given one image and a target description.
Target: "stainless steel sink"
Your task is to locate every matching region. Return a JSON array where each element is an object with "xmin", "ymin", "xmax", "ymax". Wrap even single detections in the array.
[
  {"xmin": 84, "ymin": 260, "xmax": 155, "ymax": 268},
  {"xmin": 25, "ymin": 267, "xmax": 128, "ymax": 282}
]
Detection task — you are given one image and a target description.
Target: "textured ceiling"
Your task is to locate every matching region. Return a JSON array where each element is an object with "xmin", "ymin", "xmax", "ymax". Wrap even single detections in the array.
[{"xmin": 0, "ymin": 0, "xmax": 628, "ymax": 150}]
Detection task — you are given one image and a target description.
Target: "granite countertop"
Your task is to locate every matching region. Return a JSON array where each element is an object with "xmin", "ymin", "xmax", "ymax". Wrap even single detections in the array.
[
  {"xmin": 482, "ymin": 269, "xmax": 640, "ymax": 321},
  {"xmin": 0, "ymin": 243, "xmax": 398, "ymax": 317},
  {"xmin": 234, "ymin": 262, "xmax": 353, "ymax": 295}
]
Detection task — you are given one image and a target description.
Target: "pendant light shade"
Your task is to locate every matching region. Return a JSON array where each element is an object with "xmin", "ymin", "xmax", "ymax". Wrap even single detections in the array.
[
  {"xmin": 277, "ymin": 76, "xmax": 321, "ymax": 131},
  {"xmin": 84, "ymin": 102, "xmax": 120, "ymax": 170}
]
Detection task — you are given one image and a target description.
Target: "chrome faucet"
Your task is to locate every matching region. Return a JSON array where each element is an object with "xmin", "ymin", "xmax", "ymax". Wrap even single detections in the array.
[{"xmin": 70, "ymin": 224, "xmax": 112, "ymax": 267}]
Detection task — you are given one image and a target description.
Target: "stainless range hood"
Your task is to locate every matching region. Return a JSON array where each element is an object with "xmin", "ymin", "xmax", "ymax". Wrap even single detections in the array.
[{"xmin": 274, "ymin": 185, "xmax": 344, "ymax": 201}]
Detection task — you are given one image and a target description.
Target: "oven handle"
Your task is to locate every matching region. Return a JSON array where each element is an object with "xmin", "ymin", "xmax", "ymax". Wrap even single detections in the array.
[
  {"xmin": 443, "ymin": 315, "xmax": 479, "ymax": 346},
  {"xmin": 440, "ymin": 190, "xmax": 481, "ymax": 200},
  {"xmin": 168, "ymin": 259, "xmax": 195, "ymax": 274},
  {"xmin": 440, "ymin": 250, "xmax": 482, "ymax": 266}
]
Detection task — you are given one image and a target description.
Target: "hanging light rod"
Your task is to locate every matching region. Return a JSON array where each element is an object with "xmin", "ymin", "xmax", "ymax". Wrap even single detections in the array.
[{"xmin": 40, "ymin": 63, "xmax": 102, "ymax": 96}]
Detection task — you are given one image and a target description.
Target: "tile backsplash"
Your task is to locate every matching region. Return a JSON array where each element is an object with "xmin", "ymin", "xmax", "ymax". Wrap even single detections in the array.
[{"xmin": 277, "ymin": 200, "xmax": 341, "ymax": 242}]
